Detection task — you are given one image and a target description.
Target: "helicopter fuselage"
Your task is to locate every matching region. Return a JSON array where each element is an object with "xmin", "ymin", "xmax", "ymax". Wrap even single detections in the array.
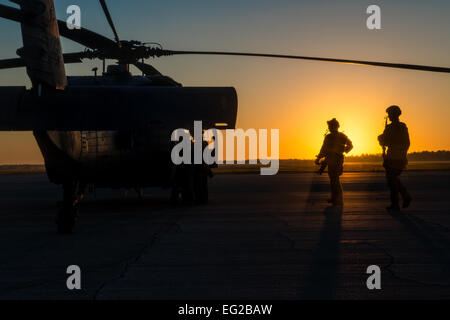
[
  {"xmin": 1, "ymin": 69, "xmax": 238, "ymax": 190},
  {"xmin": 34, "ymin": 72, "xmax": 177, "ymax": 189}
]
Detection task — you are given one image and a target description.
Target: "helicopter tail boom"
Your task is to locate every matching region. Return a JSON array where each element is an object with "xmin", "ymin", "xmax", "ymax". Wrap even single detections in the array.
[{"xmin": 0, "ymin": 86, "xmax": 238, "ymax": 131}]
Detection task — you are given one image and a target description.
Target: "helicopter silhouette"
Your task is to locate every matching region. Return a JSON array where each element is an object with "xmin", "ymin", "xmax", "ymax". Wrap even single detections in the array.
[{"xmin": 0, "ymin": 0, "xmax": 449, "ymax": 233}]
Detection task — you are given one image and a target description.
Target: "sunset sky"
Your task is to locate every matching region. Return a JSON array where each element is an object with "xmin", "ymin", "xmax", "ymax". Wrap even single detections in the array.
[{"xmin": 0, "ymin": 0, "xmax": 449, "ymax": 163}]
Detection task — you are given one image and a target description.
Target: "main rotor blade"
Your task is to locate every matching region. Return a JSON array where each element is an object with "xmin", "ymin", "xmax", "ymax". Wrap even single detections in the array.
[
  {"xmin": 99, "ymin": 0, "xmax": 121, "ymax": 47},
  {"xmin": 58, "ymin": 22, "xmax": 119, "ymax": 54},
  {"xmin": 0, "ymin": 3, "xmax": 21, "ymax": 22},
  {"xmin": 3, "ymin": 3, "xmax": 448, "ymax": 74},
  {"xmin": 0, "ymin": 58, "xmax": 24, "ymax": 70},
  {"xmin": 133, "ymin": 62, "xmax": 162, "ymax": 76},
  {"xmin": 161, "ymin": 50, "xmax": 450, "ymax": 74},
  {"xmin": 0, "ymin": 52, "xmax": 87, "ymax": 70},
  {"xmin": 0, "ymin": 4, "xmax": 118, "ymax": 54}
]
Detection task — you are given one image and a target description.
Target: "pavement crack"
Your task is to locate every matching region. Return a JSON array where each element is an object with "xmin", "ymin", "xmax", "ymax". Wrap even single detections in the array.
[
  {"xmin": 361, "ymin": 241, "xmax": 450, "ymax": 288},
  {"xmin": 93, "ymin": 216, "xmax": 184, "ymax": 300},
  {"xmin": 278, "ymin": 231, "xmax": 300, "ymax": 251},
  {"xmin": 93, "ymin": 233, "xmax": 159, "ymax": 300}
]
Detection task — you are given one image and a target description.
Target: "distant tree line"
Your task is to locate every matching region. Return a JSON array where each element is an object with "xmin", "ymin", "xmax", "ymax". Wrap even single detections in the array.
[{"xmin": 345, "ymin": 151, "xmax": 450, "ymax": 162}]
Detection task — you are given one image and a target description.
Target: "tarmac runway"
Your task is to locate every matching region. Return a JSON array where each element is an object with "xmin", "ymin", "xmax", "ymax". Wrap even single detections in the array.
[{"xmin": 0, "ymin": 171, "xmax": 450, "ymax": 300}]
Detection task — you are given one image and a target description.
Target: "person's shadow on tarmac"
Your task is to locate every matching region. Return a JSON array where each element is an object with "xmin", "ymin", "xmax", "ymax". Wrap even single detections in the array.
[{"xmin": 303, "ymin": 206, "xmax": 343, "ymax": 299}]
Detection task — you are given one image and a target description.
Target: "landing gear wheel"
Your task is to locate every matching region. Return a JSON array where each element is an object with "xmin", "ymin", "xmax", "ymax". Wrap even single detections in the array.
[
  {"xmin": 56, "ymin": 182, "xmax": 80, "ymax": 234},
  {"xmin": 171, "ymin": 164, "xmax": 195, "ymax": 205}
]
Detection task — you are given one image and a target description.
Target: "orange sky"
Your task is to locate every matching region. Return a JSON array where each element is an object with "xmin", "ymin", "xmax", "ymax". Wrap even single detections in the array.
[{"xmin": 1, "ymin": 65, "xmax": 448, "ymax": 164}]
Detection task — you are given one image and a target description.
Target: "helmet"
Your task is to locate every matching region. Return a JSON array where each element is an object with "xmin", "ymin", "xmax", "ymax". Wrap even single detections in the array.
[
  {"xmin": 327, "ymin": 118, "xmax": 340, "ymax": 129},
  {"xmin": 386, "ymin": 105, "xmax": 402, "ymax": 117}
]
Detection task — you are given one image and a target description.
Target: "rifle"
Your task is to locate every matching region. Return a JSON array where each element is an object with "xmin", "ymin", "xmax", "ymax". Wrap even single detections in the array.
[{"xmin": 382, "ymin": 116, "xmax": 388, "ymax": 160}]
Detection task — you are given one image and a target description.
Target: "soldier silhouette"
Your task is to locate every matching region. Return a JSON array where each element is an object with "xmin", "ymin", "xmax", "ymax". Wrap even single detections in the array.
[
  {"xmin": 378, "ymin": 106, "xmax": 412, "ymax": 211},
  {"xmin": 316, "ymin": 119, "xmax": 353, "ymax": 206}
]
